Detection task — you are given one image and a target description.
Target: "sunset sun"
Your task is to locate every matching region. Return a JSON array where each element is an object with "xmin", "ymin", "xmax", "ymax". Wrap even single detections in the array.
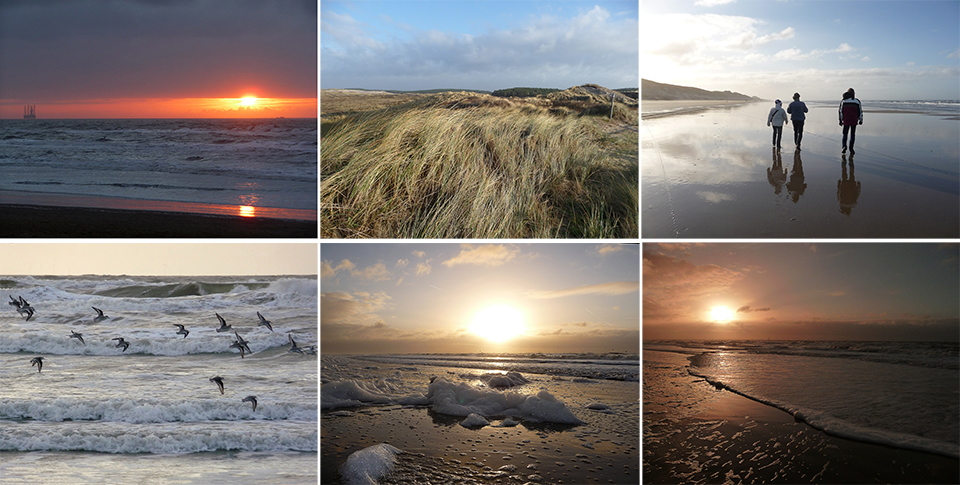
[
  {"xmin": 239, "ymin": 96, "xmax": 258, "ymax": 106},
  {"xmin": 709, "ymin": 305, "xmax": 734, "ymax": 323},
  {"xmin": 470, "ymin": 304, "xmax": 525, "ymax": 343}
]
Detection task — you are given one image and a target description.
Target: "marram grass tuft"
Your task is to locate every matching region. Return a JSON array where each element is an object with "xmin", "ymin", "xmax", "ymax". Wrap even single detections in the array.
[{"xmin": 321, "ymin": 100, "xmax": 637, "ymax": 238}]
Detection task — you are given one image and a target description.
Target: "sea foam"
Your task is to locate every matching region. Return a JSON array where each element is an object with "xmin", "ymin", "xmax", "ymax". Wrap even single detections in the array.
[{"xmin": 339, "ymin": 443, "xmax": 402, "ymax": 485}]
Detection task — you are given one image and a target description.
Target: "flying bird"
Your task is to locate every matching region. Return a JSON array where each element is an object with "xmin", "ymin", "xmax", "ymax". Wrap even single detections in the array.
[
  {"xmin": 287, "ymin": 334, "xmax": 304, "ymax": 354},
  {"xmin": 210, "ymin": 376, "xmax": 225, "ymax": 395},
  {"xmin": 112, "ymin": 337, "xmax": 129, "ymax": 352},
  {"xmin": 234, "ymin": 332, "xmax": 252, "ymax": 354},
  {"xmin": 242, "ymin": 395, "xmax": 258, "ymax": 412},
  {"xmin": 174, "ymin": 324, "xmax": 189, "ymax": 338},
  {"xmin": 30, "ymin": 357, "xmax": 43, "ymax": 373},
  {"xmin": 92, "ymin": 307, "xmax": 109, "ymax": 323},
  {"xmin": 256, "ymin": 312, "xmax": 273, "ymax": 332},
  {"xmin": 229, "ymin": 339, "xmax": 247, "ymax": 358},
  {"xmin": 69, "ymin": 331, "xmax": 85, "ymax": 345},
  {"xmin": 215, "ymin": 313, "xmax": 233, "ymax": 333}
]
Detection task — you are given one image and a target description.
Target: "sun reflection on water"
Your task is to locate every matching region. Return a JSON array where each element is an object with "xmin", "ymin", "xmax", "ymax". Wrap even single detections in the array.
[{"xmin": 239, "ymin": 205, "xmax": 256, "ymax": 218}]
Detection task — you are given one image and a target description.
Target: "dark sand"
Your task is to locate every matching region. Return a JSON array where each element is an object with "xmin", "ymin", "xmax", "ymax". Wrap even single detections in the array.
[
  {"xmin": 321, "ymin": 360, "xmax": 639, "ymax": 484},
  {"xmin": 641, "ymin": 102, "xmax": 960, "ymax": 237},
  {"xmin": 1, "ymin": 204, "xmax": 317, "ymax": 238},
  {"xmin": 644, "ymin": 350, "xmax": 960, "ymax": 484}
]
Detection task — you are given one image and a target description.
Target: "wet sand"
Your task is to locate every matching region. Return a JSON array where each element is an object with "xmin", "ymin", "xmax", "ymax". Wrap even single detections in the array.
[
  {"xmin": 1, "ymin": 204, "xmax": 317, "ymax": 238},
  {"xmin": 642, "ymin": 100, "xmax": 759, "ymax": 119},
  {"xmin": 321, "ymin": 361, "xmax": 639, "ymax": 484},
  {"xmin": 0, "ymin": 189, "xmax": 316, "ymax": 237},
  {"xmin": 644, "ymin": 350, "xmax": 960, "ymax": 484},
  {"xmin": 641, "ymin": 102, "xmax": 959, "ymax": 237}
]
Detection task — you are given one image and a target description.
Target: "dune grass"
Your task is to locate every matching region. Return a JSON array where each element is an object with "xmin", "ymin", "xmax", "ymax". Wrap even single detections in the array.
[{"xmin": 321, "ymin": 99, "xmax": 637, "ymax": 238}]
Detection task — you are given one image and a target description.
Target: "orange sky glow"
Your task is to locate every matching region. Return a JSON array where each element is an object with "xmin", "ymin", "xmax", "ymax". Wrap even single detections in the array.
[{"xmin": 2, "ymin": 97, "xmax": 317, "ymax": 119}]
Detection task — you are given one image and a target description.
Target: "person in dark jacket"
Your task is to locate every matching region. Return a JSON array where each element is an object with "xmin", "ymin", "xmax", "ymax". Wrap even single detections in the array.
[
  {"xmin": 839, "ymin": 88, "xmax": 863, "ymax": 154},
  {"xmin": 787, "ymin": 92, "xmax": 808, "ymax": 150}
]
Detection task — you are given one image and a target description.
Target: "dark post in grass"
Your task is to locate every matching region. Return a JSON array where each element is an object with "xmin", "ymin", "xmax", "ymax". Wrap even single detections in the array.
[{"xmin": 609, "ymin": 93, "xmax": 615, "ymax": 120}]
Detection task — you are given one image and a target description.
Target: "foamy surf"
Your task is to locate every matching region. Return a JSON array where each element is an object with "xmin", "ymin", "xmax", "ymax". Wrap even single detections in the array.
[{"xmin": 681, "ymin": 341, "xmax": 960, "ymax": 459}]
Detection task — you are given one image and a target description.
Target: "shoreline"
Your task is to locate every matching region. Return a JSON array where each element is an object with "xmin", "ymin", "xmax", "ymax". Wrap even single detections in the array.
[
  {"xmin": 321, "ymin": 357, "xmax": 639, "ymax": 484},
  {"xmin": 0, "ymin": 203, "xmax": 317, "ymax": 237},
  {"xmin": 0, "ymin": 190, "xmax": 317, "ymax": 221},
  {"xmin": 644, "ymin": 350, "xmax": 960, "ymax": 484},
  {"xmin": 641, "ymin": 99, "xmax": 762, "ymax": 119}
]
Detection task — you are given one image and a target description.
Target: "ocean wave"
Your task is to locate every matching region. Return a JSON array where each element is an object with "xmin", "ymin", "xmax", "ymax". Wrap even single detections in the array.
[
  {"xmin": 358, "ymin": 354, "xmax": 639, "ymax": 381},
  {"xmin": 0, "ymin": 328, "xmax": 313, "ymax": 356},
  {"xmin": 320, "ymin": 375, "xmax": 584, "ymax": 425},
  {"xmin": 0, "ymin": 396, "xmax": 317, "ymax": 424},
  {"xmin": 0, "ymin": 421, "xmax": 317, "ymax": 453},
  {"xmin": 687, "ymin": 365, "xmax": 959, "ymax": 459}
]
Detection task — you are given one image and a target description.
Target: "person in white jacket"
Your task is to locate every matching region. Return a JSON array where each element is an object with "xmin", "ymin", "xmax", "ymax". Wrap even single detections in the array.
[{"xmin": 767, "ymin": 99, "xmax": 789, "ymax": 150}]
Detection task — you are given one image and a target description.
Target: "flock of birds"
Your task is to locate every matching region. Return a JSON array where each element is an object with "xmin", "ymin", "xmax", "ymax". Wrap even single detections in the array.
[{"xmin": 10, "ymin": 294, "xmax": 316, "ymax": 413}]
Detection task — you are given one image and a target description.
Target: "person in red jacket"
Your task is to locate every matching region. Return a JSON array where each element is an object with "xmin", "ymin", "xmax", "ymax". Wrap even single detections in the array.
[{"xmin": 839, "ymin": 88, "xmax": 863, "ymax": 154}]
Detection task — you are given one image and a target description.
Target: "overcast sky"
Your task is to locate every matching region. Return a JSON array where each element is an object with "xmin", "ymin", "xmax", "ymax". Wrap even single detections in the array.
[
  {"xmin": 644, "ymin": 243, "xmax": 960, "ymax": 341},
  {"xmin": 321, "ymin": 1, "xmax": 639, "ymax": 91},
  {"xmin": 642, "ymin": 0, "xmax": 960, "ymax": 100},
  {"xmin": 321, "ymin": 243, "xmax": 639, "ymax": 354},
  {"xmin": 0, "ymin": 243, "xmax": 318, "ymax": 276},
  {"xmin": 0, "ymin": 0, "xmax": 317, "ymax": 118}
]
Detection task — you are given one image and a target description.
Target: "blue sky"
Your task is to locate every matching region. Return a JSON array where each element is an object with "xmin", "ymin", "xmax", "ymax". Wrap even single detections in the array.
[
  {"xmin": 321, "ymin": 243, "xmax": 639, "ymax": 354},
  {"xmin": 642, "ymin": 0, "xmax": 960, "ymax": 100},
  {"xmin": 321, "ymin": 1, "xmax": 639, "ymax": 91}
]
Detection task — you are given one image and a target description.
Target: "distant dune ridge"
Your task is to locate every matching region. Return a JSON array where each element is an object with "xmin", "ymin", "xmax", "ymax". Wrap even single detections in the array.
[{"xmin": 641, "ymin": 79, "xmax": 760, "ymax": 101}]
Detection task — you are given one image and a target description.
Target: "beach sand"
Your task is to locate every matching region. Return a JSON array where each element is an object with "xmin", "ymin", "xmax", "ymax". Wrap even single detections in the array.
[
  {"xmin": 642, "ymin": 100, "xmax": 757, "ymax": 119},
  {"xmin": 0, "ymin": 190, "xmax": 316, "ymax": 237},
  {"xmin": 644, "ymin": 350, "xmax": 960, "ymax": 484},
  {"xmin": 1, "ymin": 204, "xmax": 317, "ymax": 237},
  {"xmin": 641, "ymin": 102, "xmax": 959, "ymax": 237},
  {"xmin": 321, "ymin": 360, "xmax": 639, "ymax": 484}
]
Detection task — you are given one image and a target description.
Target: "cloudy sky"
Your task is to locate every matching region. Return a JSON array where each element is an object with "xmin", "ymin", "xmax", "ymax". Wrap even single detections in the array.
[
  {"xmin": 0, "ymin": 0, "xmax": 317, "ymax": 118},
  {"xmin": 0, "ymin": 243, "xmax": 318, "ymax": 276},
  {"xmin": 321, "ymin": 243, "xmax": 639, "ymax": 354},
  {"xmin": 321, "ymin": 0, "xmax": 638, "ymax": 91},
  {"xmin": 642, "ymin": 0, "xmax": 960, "ymax": 100},
  {"xmin": 644, "ymin": 243, "xmax": 960, "ymax": 341}
]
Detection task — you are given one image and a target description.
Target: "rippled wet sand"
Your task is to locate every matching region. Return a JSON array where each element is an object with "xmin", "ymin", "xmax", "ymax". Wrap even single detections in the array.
[
  {"xmin": 643, "ymin": 350, "xmax": 960, "ymax": 484},
  {"xmin": 641, "ymin": 103, "xmax": 959, "ymax": 237},
  {"xmin": 321, "ymin": 361, "xmax": 639, "ymax": 484}
]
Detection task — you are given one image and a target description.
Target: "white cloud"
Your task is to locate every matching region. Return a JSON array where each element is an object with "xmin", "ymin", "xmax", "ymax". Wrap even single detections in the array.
[
  {"xmin": 442, "ymin": 244, "xmax": 520, "ymax": 267},
  {"xmin": 947, "ymin": 48, "xmax": 960, "ymax": 59},
  {"xmin": 416, "ymin": 262, "xmax": 432, "ymax": 276},
  {"xmin": 695, "ymin": 0, "xmax": 737, "ymax": 6},
  {"xmin": 321, "ymin": 259, "xmax": 355, "ymax": 279},
  {"xmin": 322, "ymin": 6, "xmax": 637, "ymax": 90},
  {"xmin": 527, "ymin": 281, "xmax": 639, "ymax": 299}
]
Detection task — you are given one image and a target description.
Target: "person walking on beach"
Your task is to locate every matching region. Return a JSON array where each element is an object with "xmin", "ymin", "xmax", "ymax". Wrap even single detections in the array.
[
  {"xmin": 767, "ymin": 99, "xmax": 788, "ymax": 150},
  {"xmin": 787, "ymin": 93, "xmax": 808, "ymax": 150},
  {"xmin": 839, "ymin": 88, "xmax": 863, "ymax": 154}
]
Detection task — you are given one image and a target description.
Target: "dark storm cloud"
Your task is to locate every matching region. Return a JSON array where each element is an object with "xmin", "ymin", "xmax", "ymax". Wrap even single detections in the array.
[{"xmin": 0, "ymin": 0, "xmax": 317, "ymax": 100}]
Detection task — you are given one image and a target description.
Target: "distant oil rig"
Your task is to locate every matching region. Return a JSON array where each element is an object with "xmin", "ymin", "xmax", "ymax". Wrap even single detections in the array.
[{"xmin": 23, "ymin": 105, "xmax": 36, "ymax": 119}]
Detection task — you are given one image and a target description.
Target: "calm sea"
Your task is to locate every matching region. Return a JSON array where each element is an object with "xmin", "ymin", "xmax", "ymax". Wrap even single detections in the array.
[
  {"xmin": 0, "ymin": 118, "xmax": 317, "ymax": 213},
  {"xmin": 0, "ymin": 275, "xmax": 318, "ymax": 484}
]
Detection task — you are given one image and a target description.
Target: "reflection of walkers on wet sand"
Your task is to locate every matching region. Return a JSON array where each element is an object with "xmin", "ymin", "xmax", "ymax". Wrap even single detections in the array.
[
  {"xmin": 840, "ymin": 88, "xmax": 863, "ymax": 154},
  {"xmin": 838, "ymin": 154, "xmax": 861, "ymax": 215},
  {"xmin": 787, "ymin": 93, "xmax": 808, "ymax": 150},
  {"xmin": 767, "ymin": 99, "xmax": 788, "ymax": 150},
  {"xmin": 767, "ymin": 147, "xmax": 787, "ymax": 194},
  {"xmin": 786, "ymin": 150, "xmax": 807, "ymax": 203}
]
